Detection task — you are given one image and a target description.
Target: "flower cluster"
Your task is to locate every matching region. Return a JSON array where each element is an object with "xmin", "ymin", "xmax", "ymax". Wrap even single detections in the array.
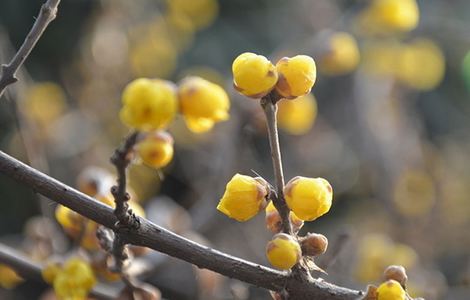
[
  {"xmin": 119, "ymin": 76, "xmax": 230, "ymax": 169},
  {"xmin": 42, "ymin": 257, "xmax": 96, "ymax": 300},
  {"xmin": 216, "ymin": 53, "xmax": 334, "ymax": 271}
]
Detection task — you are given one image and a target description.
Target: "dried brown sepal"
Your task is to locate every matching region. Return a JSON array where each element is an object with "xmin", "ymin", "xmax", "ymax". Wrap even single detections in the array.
[{"xmin": 384, "ymin": 265, "xmax": 408, "ymax": 289}]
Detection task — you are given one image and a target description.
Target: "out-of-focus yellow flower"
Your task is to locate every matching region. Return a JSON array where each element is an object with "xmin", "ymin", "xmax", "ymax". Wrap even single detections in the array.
[
  {"xmin": 130, "ymin": 38, "xmax": 177, "ymax": 78},
  {"xmin": 232, "ymin": 52, "xmax": 278, "ymax": 98},
  {"xmin": 42, "ymin": 262, "xmax": 61, "ymax": 284},
  {"xmin": 217, "ymin": 174, "xmax": 269, "ymax": 221},
  {"xmin": 137, "ymin": 131, "xmax": 174, "ymax": 169},
  {"xmin": 22, "ymin": 82, "xmax": 66, "ymax": 126},
  {"xmin": 166, "ymin": 0, "xmax": 219, "ymax": 30},
  {"xmin": 50, "ymin": 258, "xmax": 96, "ymax": 300},
  {"xmin": 178, "ymin": 76, "xmax": 230, "ymax": 133},
  {"xmin": 362, "ymin": 41, "xmax": 402, "ymax": 77},
  {"xmin": 377, "ymin": 280, "xmax": 406, "ymax": 300},
  {"xmin": 55, "ymin": 204, "xmax": 83, "ymax": 237},
  {"xmin": 319, "ymin": 32, "xmax": 360, "ymax": 76},
  {"xmin": 277, "ymin": 94, "xmax": 317, "ymax": 135},
  {"xmin": 265, "ymin": 201, "xmax": 303, "ymax": 233},
  {"xmin": 397, "ymin": 38, "xmax": 445, "ymax": 91},
  {"xmin": 275, "ymin": 55, "xmax": 317, "ymax": 99},
  {"xmin": 393, "ymin": 169, "xmax": 436, "ymax": 217},
  {"xmin": 0, "ymin": 264, "xmax": 23, "ymax": 289},
  {"xmin": 355, "ymin": 234, "xmax": 418, "ymax": 283},
  {"xmin": 266, "ymin": 233, "xmax": 301, "ymax": 270},
  {"xmin": 120, "ymin": 78, "xmax": 177, "ymax": 131},
  {"xmin": 284, "ymin": 176, "xmax": 333, "ymax": 221},
  {"xmin": 357, "ymin": 0, "xmax": 419, "ymax": 35}
]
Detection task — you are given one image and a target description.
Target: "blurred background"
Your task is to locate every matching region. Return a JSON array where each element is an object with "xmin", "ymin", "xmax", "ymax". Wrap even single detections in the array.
[{"xmin": 0, "ymin": 0, "xmax": 469, "ymax": 299}]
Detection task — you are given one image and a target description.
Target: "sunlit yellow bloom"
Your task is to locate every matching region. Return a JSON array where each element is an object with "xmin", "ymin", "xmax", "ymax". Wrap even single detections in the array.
[
  {"xmin": 266, "ymin": 233, "xmax": 301, "ymax": 270},
  {"xmin": 137, "ymin": 131, "xmax": 174, "ymax": 169},
  {"xmin": 275, "ymin": 55, "xmax": 317, "ymax": 99},
  {"xmin": 357, "ymin": 0, "xmax": 419, "ymax": 35},
  {"xmin": 284, "ymin": 176, "xmax": 332, "ymax": 221},
  {"xmin": 232, "ymin": 52, "xmax": 278, "ymax": 98},
  {"xmin": 217, "ymin": 174, "xmax": 269, "ymax": 221},
  {"xmin": 120, "ymin": 78, "xmax": 177, "ymax": 131},
  {"xmin": 0, "ymin": 264, "xmax": 23, "ymax": 289},
  {"xmin": 397, "ymin": 38, "xmax": 445, "ymax": 91},
  {"xmin": 277, "ymin": 94, "xmax": 317, "ymax": 135},
  {"xmin": 53, "ymin": 258, "xmax": 96, "ymax": 300},
  {"xmin": 265, "ymin": 201, "xmax": 303, "ymax": 233},
  {"xmin": 319, "ymin": 32, "xmax": 360, "ymax": 76},
  {"xmin": 178, "ymin": 76, "xmax": 230, "ymax": 133},
  {"xmin": 377, "ymin": 280, "xmax": 406, "ymax": 300}
]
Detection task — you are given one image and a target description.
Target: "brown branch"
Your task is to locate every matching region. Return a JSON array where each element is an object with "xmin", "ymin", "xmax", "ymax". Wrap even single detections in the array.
[
  {"xmin": 261, "ymin": 93, "xmax": 292, "ymax": 235},
  {"xmin": 0, "ymin": 0, "xmax": 61, "ymax": 97},
  {"xmin": 0, "ymin": 243, "xmax": 116, "ymax": 299},
  {"xmin": 0, "ymin": 150, "xmax": 362, "ymax": 300}
]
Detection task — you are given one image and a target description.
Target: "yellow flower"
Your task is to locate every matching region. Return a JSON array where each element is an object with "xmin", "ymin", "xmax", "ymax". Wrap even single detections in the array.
[
  {"xmin": 284, "ymin": 176, "xmax": 333, "ymax": 221},
  {"xmin": 266, "ymin": 233, "xmax": 301, "ymax": 270},
  {"xmin": 371, "ymin": 0, "xmax": 419, "ymax": 33},
  {"xmin": 42, "ymin": 262, "xmax": 61, "ymax": 284},
  {"xmin": 53, "ymin": 258, "xmax": 96, "ymax": 300},
  {"xmin": 357, "ymin": 0, "xmax": 419, "ymax": 35},
  {"xmin": 265, "ymin": 201, "xmax": 304, "ymax": 233},
  {"xmin": 137, "ymin": 131, "xmax": 174, "ymax": 169},
  {"xmin": 178, "ymin": 76, "xmax": 230, "ymax": 133},
  {"xmin": 277, "ymin": 94, "xmax": 317, "ymax": 135},
  {"xmin": 217, "ymin": 174, "xmax": 269, "ymax": 221},
  {"xmin": 319, "ymin": 32, "xmax": 360, "ymax": 76},
  {"xmin": 120, "ymin": 78, "xmax": 177, "ymax": 131},
  {"xmin": 275, "ymin": 55, "xmax": 316, "ymax": 99},
  {"xmin": 232, "ymin": 52, "xmax": 278, "ymax": 98},
  {"xmin": 397, "ymin": 38, "xmax": 445, "ymax": 91},
  {"xmin": 377, "ymin": 280, "xmax": 406, "ymax": 300},
  {"xmin": 0, "ymin": 264, "xmax": 23, "ymax": 289},
  {"xmin": 55, "ymin": 204, "xmax": 84, "ymax": 236}
]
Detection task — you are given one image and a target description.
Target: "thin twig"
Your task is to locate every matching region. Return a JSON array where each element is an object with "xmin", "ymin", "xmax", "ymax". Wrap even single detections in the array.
[
  {"xmin": 261, "ymin": 92, "xmax": 292, "ymax": 235},
  {"xmin": 0, "ymin": 243, "xmax": 116, "ymax": 299},
  {"xmin": 0, "ymin": 0, "xmax": 61, "ymax": 97},
  {"xmin": 0, "ymin": 150, "xmax": 362, "ymax": 300}
]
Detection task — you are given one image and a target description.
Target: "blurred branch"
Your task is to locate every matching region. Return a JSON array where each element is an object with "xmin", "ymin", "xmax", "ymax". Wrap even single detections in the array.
[
  {"xmin": 0, "ymin": 0, "xmax": 61, "ymax": 97},
  {"xmin": 0, "ymin": 151, "xmax": 362, "ymax": 300},
  {"xmin": 0, "ymin": 243, "xmax": 116, "ymax": 299}
]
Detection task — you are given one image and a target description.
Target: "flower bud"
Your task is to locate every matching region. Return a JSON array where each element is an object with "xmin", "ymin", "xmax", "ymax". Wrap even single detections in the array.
[
  {"xmin": 266, "ymin": 233, "xmax": 301, "ymax": 270},
  {"xmin": 232, "ymin": 52, "xmax": 278, "ymax": 98},
  {"xmin": 383, "ymin": 265, "xmax": 407, "ymax": 288},
  {"xmin": 0, "ymin": 264, "xmax": 23, "ymax": 289},
  {"xmin": 217, "ymin": 174, "xmax": 269, "ymax": 221},
  {"xmin": 377, "ymin": 279, "xmax": 406, "ymax": 300},
  {"xmin": 178, "ymin": 76, "xmax": 230, "ymax": 133},
  {"xmin": 120, "ymin": 78, "xmax": 177, "ymax": 131},
  {"xmin": 275, "ymin": 55, "xmax": 316, "ymax": 99},
  {"xmin": 137, "ymin": 131, "xmax": 174, "ymax": 169},
  {"xmin": 284, "ymin": 176, "xmax": 333, "ymax": 221},
  {"xmin": 300, "ymin": 233, "xmax": 328, "ymax": 257}
]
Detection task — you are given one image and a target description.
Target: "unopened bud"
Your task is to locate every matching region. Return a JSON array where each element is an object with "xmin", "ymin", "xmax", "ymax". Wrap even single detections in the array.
[
  {"xmin": 300, "ymin": 233, "xmax": 328, "ymax": 257},
  {"xmin": 384, "ymin": 265, "xmax": 407, "ymax": 288}
]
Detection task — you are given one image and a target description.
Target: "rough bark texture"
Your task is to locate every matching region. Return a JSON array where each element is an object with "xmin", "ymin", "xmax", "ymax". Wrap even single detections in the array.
[{"xmin": 0, "ymin": 150, "xmax": 362, "ymax": 300}]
